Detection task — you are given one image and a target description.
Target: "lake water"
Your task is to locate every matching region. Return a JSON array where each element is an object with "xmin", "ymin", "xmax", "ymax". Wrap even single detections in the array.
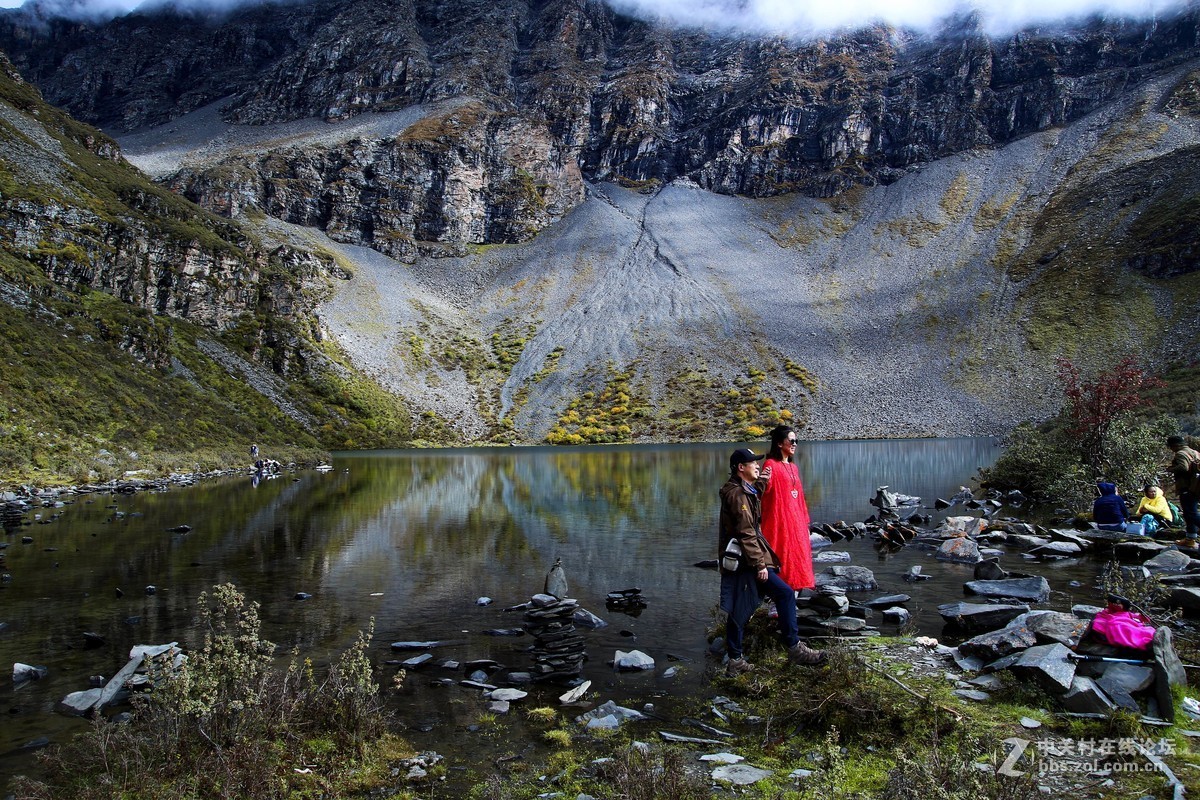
[{"xmin": 0, "ymin": 437, "xmax": 1112, "ymax": 786}]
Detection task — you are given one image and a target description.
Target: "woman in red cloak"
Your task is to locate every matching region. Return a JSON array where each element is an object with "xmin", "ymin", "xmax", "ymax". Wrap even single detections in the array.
[{"xmin": 760, "ymin": 425, "xmax": 815, "ymax": 591}]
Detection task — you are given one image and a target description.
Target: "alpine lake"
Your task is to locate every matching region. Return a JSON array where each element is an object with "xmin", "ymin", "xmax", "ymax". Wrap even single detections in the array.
[{"xmin": 1, "ymin": 437, "xmax": 1127, "ymax": 788}]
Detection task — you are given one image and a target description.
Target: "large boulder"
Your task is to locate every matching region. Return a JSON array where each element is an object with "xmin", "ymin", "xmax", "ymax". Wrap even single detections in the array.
[
  {"xmin": 936, "ymin": 537, "xmax": 982, "ymax": 564},
  {"xmin": 938, "ymin": 516, "xmax": 987, "ymax": 537}
]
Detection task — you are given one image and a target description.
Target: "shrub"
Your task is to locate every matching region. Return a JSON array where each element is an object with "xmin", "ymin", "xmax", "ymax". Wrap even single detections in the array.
[{"xmin": 12, "ymin": 584, "xmax": 392, "ymax": 799}]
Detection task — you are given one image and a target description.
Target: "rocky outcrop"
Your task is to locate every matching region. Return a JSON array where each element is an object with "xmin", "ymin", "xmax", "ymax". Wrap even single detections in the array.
[
  {"xmin": 167, "ymin": 100, "xmax": 585, "ymax": 261},
  {"xmin": 2, "ymin": 2, "xmax": 1199, "ymax": 247},
  {"xmin": 0, "ymin": 51, "xmax": 331, "ymax": 359}
]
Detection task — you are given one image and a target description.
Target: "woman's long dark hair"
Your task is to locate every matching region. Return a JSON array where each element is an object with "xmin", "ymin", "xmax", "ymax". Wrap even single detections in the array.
[{"xmin": 767, "ymin": 425, "xmax": 794, "ymax": 462}]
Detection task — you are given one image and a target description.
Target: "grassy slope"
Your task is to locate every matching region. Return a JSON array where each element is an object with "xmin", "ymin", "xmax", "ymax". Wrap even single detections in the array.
[{"xmin": 0, "ymin": 59, "xmax": 413, "ymax": 486}]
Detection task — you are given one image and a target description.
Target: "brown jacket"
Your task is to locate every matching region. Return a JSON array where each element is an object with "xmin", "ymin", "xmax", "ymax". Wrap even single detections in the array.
[
  {"xmin": 1170, "ymin": 445, "xmax": 1200, "ymax": 495},
  {"xmin": 718, "ymin": 475, "xmax": 780, "ymax": 573}
]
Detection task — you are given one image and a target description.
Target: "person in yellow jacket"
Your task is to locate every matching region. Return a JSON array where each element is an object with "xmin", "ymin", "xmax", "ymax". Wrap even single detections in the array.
[{"xmin": 1131, "ymin": 484, "xmax": 1173, "ymax": 535}]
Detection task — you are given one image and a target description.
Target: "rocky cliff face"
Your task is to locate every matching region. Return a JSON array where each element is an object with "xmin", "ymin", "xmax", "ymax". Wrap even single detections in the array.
[
  {"xmin": 3, "ymin": 1, "xmax": 1198, "ymax": 257},
  {"xmin": 0, "ymin": 1, "xmax": 1198, "ymax": 450}
]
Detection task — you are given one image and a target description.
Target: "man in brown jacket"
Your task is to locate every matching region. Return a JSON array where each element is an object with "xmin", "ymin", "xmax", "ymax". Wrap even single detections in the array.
[
  {"xmin": 719, "ymin": 448, "xmax": 824, "ymax": 675},
  {"xmin": 1167, "ymin": 435, "xmax": 1200, "ymax": 546}
]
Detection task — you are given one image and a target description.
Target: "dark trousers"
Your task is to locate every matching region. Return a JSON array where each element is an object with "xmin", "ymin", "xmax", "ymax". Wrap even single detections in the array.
[
  {"xmin": 725, "ymin": 568, "xmax": 799, "ymax": 659},
  {"xmin": 1181, "ymin": 490, "xmax": 1200, "ymax": 538}
]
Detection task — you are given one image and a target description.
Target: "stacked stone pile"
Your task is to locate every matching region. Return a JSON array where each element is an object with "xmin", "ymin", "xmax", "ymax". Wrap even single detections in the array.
[{"xmin": 523, "ymin": 593, "xmax": 587, "ymax": 681}]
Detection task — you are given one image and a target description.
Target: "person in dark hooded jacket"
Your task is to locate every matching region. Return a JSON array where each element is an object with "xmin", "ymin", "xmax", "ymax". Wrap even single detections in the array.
[{"xmin": 1093, "ymin": 481, "xmax": 1129, "ymax": 531}]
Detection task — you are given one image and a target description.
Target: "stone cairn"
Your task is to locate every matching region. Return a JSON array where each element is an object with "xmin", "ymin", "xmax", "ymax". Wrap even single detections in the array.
[{"xmin": 523, "ymin": 593, "xmax": 587, "ymax": 681}]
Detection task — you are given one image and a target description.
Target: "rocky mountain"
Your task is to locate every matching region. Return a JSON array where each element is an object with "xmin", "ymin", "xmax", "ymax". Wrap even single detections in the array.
[{"xmin": 0, "ymin": 0, "xmax": 1198, "ymax": 458}]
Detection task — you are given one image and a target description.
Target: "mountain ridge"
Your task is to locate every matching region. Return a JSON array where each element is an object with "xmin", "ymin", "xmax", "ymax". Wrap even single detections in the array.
[{"xmin": 0, "ymin": 0, "xmax": 1197, "ymax": 469}]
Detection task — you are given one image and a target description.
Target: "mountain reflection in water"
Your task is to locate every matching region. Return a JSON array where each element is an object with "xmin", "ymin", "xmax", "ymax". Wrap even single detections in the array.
[{"xmin": 8, "ymin": 437, "xmax": 1118, "ymax": 786}]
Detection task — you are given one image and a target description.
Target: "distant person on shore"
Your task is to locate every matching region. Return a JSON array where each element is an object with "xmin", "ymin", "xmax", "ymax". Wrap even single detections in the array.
[
  {"xmin": 1131, "ymin": 484, "xmax": 1173, "ymax": 536},
  {"xmin": 760, "ymin": 425, "xmax": 815, "ymax": 592},
  {"xmin": 1167, "ymin": 435, "xmax": 1200, "ymax": 546},
  {"xmin": 1092, "ymin": 481, "xmax": 1128, "ymax": 531},
  {"xmin": 718, "ymin": 447, "xmax": 825, "ymax": 677},
  {"xmin": 250, "ymin": 443, "xmax": 259, "ymax": 460}
]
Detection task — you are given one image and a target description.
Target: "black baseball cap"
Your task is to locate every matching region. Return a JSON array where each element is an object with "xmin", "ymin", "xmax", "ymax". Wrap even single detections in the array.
[{"xmin": 730, "ymin": 448, "xmax": 766, "ymax": 469}]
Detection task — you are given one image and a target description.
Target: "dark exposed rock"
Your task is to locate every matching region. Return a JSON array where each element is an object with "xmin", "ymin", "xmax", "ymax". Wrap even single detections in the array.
[
  {"xmin": 1011, "ymin": 643, "xmax": 1076, "ymax": 694},
  {"xmin": 959, "ymin": 625, "xmax": 1036, "ymax": 662},
  {"xmin": 938, "ymin": 602, "xmax": 1029, "ymax": 633},
  {"xmin": 1060, "ymin": 676, "xmax": 1118, "ymax": 714},
  {"xmin": 1024, "ymin": 612, "xmax": 1089, "ymax": 648},
  {"xmin": 816, "ymin": 565, "xmax": 877, "ymax": 592},
  {"xmin": 973, "ymin": 558, "xmax": 1008, "ymax": 581}
]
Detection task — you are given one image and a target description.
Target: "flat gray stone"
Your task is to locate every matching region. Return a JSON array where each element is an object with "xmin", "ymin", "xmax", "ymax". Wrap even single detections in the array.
[
  {"xmin": 1025, "ymin": 612, "xmax": 1089, "ymax": 648},
  {"xmin": 964, "ymin": 577, "xmax": 1050, "ymax": 603},
  {"xmin": 954, "ymin": 689, "xmax": 991, "ymax": 701},
  {"xmin": 712, "ymin": 764, "xmax": 773, "ymax": 785},
  {"xmin": 576, "ymin": 700, "xmax": 645, "ymax": 726},
  {"xmin": 882, "ymin": 607, "xmax": 910, "ymax": 625},
  {"xmin": 488, "ymin": 700, "xmax": 511, "ymax": 714},
  {"xmin": 814, "ymin": 550, "xmax": 852, "ymax": 563},
  {"xmin": 489, "ymin": 688, "xmax": 528, "ymax": 701},
  {"xmin": 815, "ymin": 565, "xmax": 878, "ymax": 592},
  {"xmin": 1028, "ymin": 541, "xmax": 1082, "ymax": 558},
  {"xmin": 864, "ymin": 594, "xmax": 910, "ymax": 608},
  {"xmin": 973, "ymin": 558, "xmax": 1008, "ymax": 581},
  {"xmin": 614, "ymin": 649, "xmax": 655, "ymax": 671},
  {"xmin": 699, "ymin": 753, "xmax": 744, "ymax": 764},
  {"xmin": 821, "ymin": 616, "xmax": 866, "ymax": 632},
  {"xmin": 1071, "ymin": 604, "xmax": 1103, "ymax": 620},
  {"xmin": 401, "ymin": 653, "xmax": 433, "ymax": 668}
]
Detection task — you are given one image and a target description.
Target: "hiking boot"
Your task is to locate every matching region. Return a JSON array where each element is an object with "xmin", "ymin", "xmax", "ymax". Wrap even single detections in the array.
[
  {"xmin": 725, "ymin": 657, "xmax": 755, "ymax": 677},
  {"xmin": 787, "ymin": 641, "xmax": 826, "ymax": 666},
  {"xmin": 1177, "ymin": 538, "xmax": 1199, "ymax": 549}
]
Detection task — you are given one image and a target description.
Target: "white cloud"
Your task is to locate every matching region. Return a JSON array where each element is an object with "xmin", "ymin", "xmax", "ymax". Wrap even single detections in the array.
[
  {"xmin": 3, "ymin": 0, "xmax": 1191, "ymax": 33},
  {"xmin": 603, "ymin": 0, "xmax": 1192, "ymax": 36}
]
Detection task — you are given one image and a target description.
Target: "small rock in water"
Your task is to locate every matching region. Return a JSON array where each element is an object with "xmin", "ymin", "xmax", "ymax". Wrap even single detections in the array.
[
  {"xmin": 559, "ymin": 680, "xmax": 591, "ymax": 704},
  {"xmin": 544, "ymin": 557, "xmax": 569, "ymax": 599},
  {"xmin": 144, "ymin": 585, "xmax": 156, "ymax": 596},
  {"xmin": 13, "ymin": 663, "xmax": 48, "ymax": 682},
  {"xmin": 294, "ymin": 592, "xmax": 312, "ymax": 601},
  {"xmin": 614, "ymin": 649, "xmax": 655, "ymax": 671},
  {"xmin": 476, "ymin": 597, "xmax": 493, "ymax": 606}
]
